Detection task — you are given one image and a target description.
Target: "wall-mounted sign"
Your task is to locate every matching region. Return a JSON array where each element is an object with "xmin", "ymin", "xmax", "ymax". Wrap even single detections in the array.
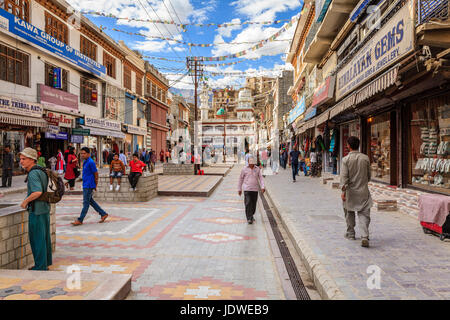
[
  {"xmin": 47, "ymin": 124, "xmax": 59, "ymax": 134},
  {"xmin": 336, "ymin": 1, "xmax": 414, "ymax": 100},
  {"xmin": 91, "ymin": 89, "xmax": 98, "ymax": 103},
  {"xmin": 43, "ymin": 111, "xmax": 74, "ymax": 128},
  {"xmin": 70, "ymin": 135, "xmax": 84, "ymax": 144},
  {"xmin": 45, "ymin": 132, "xmax": 68, "ymax": 140},
  {"xmin": 316, "ymin": 0, "xmax": 332, "ymax": 22},
  {"xmin": 0, "ymin": 8, "xmax": 106, "ymax": 76},
  {"xmin": 72, "ymin": 128, "xmax": 90, "ymax": 136},
  {"xmin": 85, "ymin": 116, "xmax": 121, "ymax": 131},
  {"xmin": 126, "ymin": 124, "xmax": 147, "ymax": 136},
  {"xmin": 311, "ymin": 76, "xmax": 336, "ymax": 108},
  {"xmin": 0, "ymin": 96, "xmax": 43, "ymax": 118},
  {"xmin": 38, "ymin": 84, "xmax": 78, "ymax": 112},
  {"xmin": 288, "ymin": 96, "xmax": 306, "ymax": 124},
  {"xmin": 53, "ymin": 68, "xmax": 62, "ymax": 89},
  {"xmin": 304, "ymin": 107, "xmax": 317, "ymax": 121}
]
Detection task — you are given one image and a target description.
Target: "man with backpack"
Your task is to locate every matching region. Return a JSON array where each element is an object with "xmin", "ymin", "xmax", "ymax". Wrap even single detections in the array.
[
  {"xmin": 72, "ymin": 147, "xmax": 108, "ymax": 226},
  {"xmin": 19, "ymin": 148, "xmax": 52, "ymax": 271}
]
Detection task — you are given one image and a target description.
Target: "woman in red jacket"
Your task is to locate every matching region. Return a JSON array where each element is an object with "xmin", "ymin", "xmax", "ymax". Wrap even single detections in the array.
[
  {"xmin": 64, "ymin": 147, "xmax": 78, "ymax": 190},
  {"xmin": 160, "ymin": 150, "xmax": 164, "ymax": 162}
]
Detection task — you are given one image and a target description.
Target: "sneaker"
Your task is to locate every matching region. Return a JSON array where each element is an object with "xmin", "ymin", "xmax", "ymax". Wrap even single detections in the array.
[
  {"xmin": 99, "ymin": 214, "xmax": 108, "ymax": 223},
  {"xmin": 345, "ymin": 234, "xmax": 356, "ymax": 240},
  {"xmin": 248, "ymin": 219, "xmax": 253, "ymax": 224},
  {"xmin": 116, "ymin": 185, "xmax": 120, "ymax": 191},
  {"xmin": 109, "ymin": 185, "xmax": 113, "ymax": 191},
  {"xmin": 71, "ymin": 220, "xmax": 83, "ymax": 226},
  {"xmin": 361, "ymin": 238, "xmax": 369, "ymax": 247},
  {"xmin": 134, "ymin": 187, "xmax": 137, "ymax": 191}
]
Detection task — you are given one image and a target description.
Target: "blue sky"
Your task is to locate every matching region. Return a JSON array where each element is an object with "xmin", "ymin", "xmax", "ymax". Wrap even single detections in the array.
[{"xmin": 68, "ymin": 0, "xmax": 303, "ymax": 90}]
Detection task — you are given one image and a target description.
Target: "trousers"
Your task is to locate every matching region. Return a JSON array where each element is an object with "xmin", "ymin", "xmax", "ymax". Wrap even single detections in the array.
[
  {"xmin": 28, "ymin": 211, "xmax": 52, "ymax": 270},
  {"xmin": 128, "ymin": 172, "xmax": 142, "ymax": 188},
  {"xmin": 291, "ymin": 163, "xmax": 298, "ymax": 181},
  {"xmin": 244, "ymin": 191, "xmax": 258, "ymax": 220},
  {"xmin": 2, "ymin": 168, "xmax": 12, "ymax": 187},
  {"xmin": 78, "ymin": 188, "xmax": 108, "ymax": 222},
  {"xmin": 344, "ymin": 208, "xmax": 371, "ymax": 239}
]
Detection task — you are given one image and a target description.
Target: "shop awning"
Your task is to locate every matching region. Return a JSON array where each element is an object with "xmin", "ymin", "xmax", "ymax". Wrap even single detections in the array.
[
  {"xmin": 316, "ymin": 110, "xmax": 330, "ymax": 126},
  {"xmin": 329, "ymin": 93, "xmax": 356, "ymax": 119},
  {"xmin": 0, "ymin": 113, "xmax": 48, "ymax": 127},
  {"xmin": 81, "ymin": 125, "xmax": 125, "ymax": 139},
  {"xmin": 354, "ymin": 66, "xmax": 399, "ymax": 105}
]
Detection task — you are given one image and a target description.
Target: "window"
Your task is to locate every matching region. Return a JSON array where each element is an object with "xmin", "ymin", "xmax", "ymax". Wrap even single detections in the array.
[
  {"xmin": 80, "ymin": 78, "xmax": 97, "ymax": 106},
  {"xmin": 45, "ymin": 12, "xmax": 68, "ymax": 44},
  {"xmin": 2, "ymin": 0, "xmax": 29, "ymax": 22},
  {"xmin": 123, "ymin": 65, "xmax": 131, "ymax": 90},
  {"xmin": 162, "ymin": 90, "xmax": 166, "ymax": 104},
  {"xmin": 157, "ymin": 87, "xmax": 162, "ymax": 101},
  {"xmin": 80, "ymin": 35, "xmax": 97, "ymax": 61},
  {"xmin": 145, "ymin": 79, "xmax": 151, "ymax": 96},
  {"xmin": 103, "ymin": 52, "xmax": 116, "ymax": 79},
  {"xmin": 45, "ymin": 63, "xmax": 68, "ymax": 92},
  {"xmin": 0, "ymin": 43, "xmax": 29, "ymax": 87},
  {"xmin": 151, "ymin": 82, "xmax": 156, "ymax": 98},
  {"xmin": 136, "ymin": 74, "xmax": 142, "ymax": 96}
]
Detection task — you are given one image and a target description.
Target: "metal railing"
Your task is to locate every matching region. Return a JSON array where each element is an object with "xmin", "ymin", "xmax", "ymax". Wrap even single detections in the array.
[{"xmin": 417, "ymin": 0, "xmax": 449, "ymax": 24}]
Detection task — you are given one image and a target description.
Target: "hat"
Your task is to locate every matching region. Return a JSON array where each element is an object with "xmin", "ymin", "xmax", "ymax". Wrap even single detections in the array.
[
  {"xmin": 19, "ymin": 147, "xmax": 38, "ymax": 160},
  {"xmin": 248, "ymin": 157, "xmax": 256, "ymax": 165}
]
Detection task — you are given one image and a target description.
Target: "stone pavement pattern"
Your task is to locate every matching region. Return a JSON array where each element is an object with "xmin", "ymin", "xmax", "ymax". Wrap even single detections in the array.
[
  {"xmin": 0, "ymin": 165, "xmax": 285, "ymax": 300},
  {"xmin": 265, "ymin": 168, "xmax": 450, "ymax": 299}
]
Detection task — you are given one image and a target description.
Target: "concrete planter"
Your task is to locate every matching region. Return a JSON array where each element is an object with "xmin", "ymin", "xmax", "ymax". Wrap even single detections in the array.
[
  {"xmin": 0, "ymin": 203, "xmax": 56, "ymax": 269},
  {"xmin": 163, "ymin": 163, "xmax": 195, "ymax": 175},
  {"xmin": 93, "ymin": 173, "xmax": 158, "ymax": 202}
]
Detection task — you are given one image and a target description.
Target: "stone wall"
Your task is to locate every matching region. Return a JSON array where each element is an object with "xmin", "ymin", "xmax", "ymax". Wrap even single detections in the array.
[
  {"xmin": 163, "ymin": 163, "xmax": 195, "ymax": 175},
  {"xmin": 93, "ymin": 173, "xmax": 158, "ymax": 202},
  {"xmin": 0, "ymin": 204, "xmax": 56, "ymax": 269}
]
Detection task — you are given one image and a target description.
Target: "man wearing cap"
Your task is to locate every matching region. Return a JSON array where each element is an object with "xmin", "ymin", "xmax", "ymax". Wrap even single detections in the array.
[
  {"xmin": 19, "ymin": 148, "xmax": 52, "ymax": 271},
  {"xmin": 238, "ymin": 156, "xmax": 265, "ymax": 224}
]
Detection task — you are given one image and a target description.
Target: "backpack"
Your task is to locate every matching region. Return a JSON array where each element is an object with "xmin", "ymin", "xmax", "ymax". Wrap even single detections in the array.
[{"xmin": 27, "ymin": 166, "xmax": 65, "ymax": 203}]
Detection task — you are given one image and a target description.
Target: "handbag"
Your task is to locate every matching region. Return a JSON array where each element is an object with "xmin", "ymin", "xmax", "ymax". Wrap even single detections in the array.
[{"xmin": 73, "ymin": 166, "xmax": 80, "ymax": 178}]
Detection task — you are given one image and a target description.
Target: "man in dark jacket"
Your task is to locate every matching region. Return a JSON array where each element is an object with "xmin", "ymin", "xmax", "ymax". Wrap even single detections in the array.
[{"xmin": 2, "ymin": 145, "xmax": 13, "ymax": 188}]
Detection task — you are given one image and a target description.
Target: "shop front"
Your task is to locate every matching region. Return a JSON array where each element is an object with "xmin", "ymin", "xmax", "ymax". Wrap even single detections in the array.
[
  {"xmin": 126, "ymin": 124, "xmax": 147, "ymax": 154},
  {"xmin": 0, "ymin": 96, "xmax": 47, "ymax": 174},
  {"xmin": 41, "ymin": 110, "xmax": 75, "ymax": 161},
  {"xmin": 81, "ymin": 117, "xmax": 125, "ymax": 165}
]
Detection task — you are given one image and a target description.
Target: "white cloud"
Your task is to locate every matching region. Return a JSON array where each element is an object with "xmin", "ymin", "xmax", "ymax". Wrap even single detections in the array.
[{"xmin": 231, "ymin": 0, "xmax": 302, "ymax": 20}]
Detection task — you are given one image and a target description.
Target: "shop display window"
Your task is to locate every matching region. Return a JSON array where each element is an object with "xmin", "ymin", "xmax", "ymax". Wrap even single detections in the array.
[
  {"xmin": 368, "ymin": 113, "xmax": 391, "ymax": 183},
  {"xmin": 410, "ymin": 95, "xmax": 450, "ymax": 194},
  {"xmin": 1, "ymin": 131, "xmax": 25, "ymax": 173}
]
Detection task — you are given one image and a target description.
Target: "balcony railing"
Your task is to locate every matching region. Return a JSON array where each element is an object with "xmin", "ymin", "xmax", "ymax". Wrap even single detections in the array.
[
  {"xmin": 303, "ymin": 21, "xmax": 321, "ymax": 54},
  {"xmin": 417, "ymin": 0, "xmax": 449, "ymax": 24}
]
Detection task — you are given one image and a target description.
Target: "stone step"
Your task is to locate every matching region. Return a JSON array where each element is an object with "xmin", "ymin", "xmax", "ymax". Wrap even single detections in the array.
[{"xmin": 0, "ymin": 269, "xmax": 131, "ymax": 300}]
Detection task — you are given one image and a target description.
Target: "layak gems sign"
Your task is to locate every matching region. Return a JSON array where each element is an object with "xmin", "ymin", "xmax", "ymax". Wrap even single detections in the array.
[
  {"xmin": 85, "ymin": 116, "xmax": 121, "ymax": 131},
  {"xmin": 336, "ymin": 1, "xmax": 414, "ymax": 100},
  {"xmin": 0, "ymin": 96, "xmax": 43, "ymax": 117},
  {"xmin": 38, "ymin": 84, "xmax": 78, "ymax": 112}
]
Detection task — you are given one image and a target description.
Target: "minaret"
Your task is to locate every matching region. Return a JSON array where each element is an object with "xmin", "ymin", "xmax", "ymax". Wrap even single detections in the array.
[
  {"xmin": 237, "ymin": 87, "xmax": 254, "ymax": 120},
  {"xmin": 200, "ymin": 86, "xmax": 210, "ymax": 121}
]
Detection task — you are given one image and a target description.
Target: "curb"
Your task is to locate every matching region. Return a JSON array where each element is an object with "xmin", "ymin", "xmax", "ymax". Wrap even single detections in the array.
[
  {"xmin": 0, "ymin": 187, "xmax": 27, "ymax": 197},
  {"xmin": 264, "ymin": 186, "xmax": 347, "ymax": 300}
]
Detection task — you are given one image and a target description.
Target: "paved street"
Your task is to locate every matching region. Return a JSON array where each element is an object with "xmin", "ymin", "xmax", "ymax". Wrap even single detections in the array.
[
  {"xmin": 40, "ymin": 165, "xmax": 286, "ymax": 300},
  {"xmin": 265, "ymin": 168, "xmax": 450, "ymax": 300}
]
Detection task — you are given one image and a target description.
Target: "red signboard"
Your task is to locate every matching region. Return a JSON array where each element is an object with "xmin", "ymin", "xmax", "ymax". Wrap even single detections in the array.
[
  {"xmin": 38, "ymin": 84, "xmax": 78, "ymax": 112},
  {"xmin": 311, "ymin": 76, "xmax": 336, "ymax": 108}
]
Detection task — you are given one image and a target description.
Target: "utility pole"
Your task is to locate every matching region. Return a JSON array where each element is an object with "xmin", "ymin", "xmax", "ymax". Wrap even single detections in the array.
[
  {"xmin": 223, "ymin": 105, "xmax": 226, "ymax": 163},
  {"xmin": 187, "ymin": 57, "xmax": 203, "ymax": 174}
]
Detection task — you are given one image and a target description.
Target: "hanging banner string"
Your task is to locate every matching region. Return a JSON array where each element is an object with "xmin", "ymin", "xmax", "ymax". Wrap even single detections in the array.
[
  {"xmin": 99, "ymin": 26, "xmax": 290, "ymax": 47},
  {"xmin": 143, "ymin": 55, "xmax": 259, "ymax": 67},
  {"xmin": 82, "ymin": 11, "xmax": 294, "ymax": 30},
  {"xmin": 192, "ymin": 14, "xmax": 299, "ymax": 61}
]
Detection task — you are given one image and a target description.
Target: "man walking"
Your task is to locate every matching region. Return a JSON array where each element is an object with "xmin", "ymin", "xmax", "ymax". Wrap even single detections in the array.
[
  {"xmin": 72, "ymin": 147, "xmax": 108, "ymax": 226},
  {"xmin": 340, "ymin": 136, "xmax": 372, "ymax": 248},
  {"xmin": 238, "ymin": 157, "xmax": 265, "ymax": 224},
  {"xmin": 2, "ymin": 145, "xmax": 13, "ymax": 188},
  {"xmin": 119, "ymin": 150, "xmax": 127, "ymax": 167},
  {"xmin": 19, "ymin": 148, "xmax": 52, "ymax": 270},
  {"xmin": 289, "ymin": 145, "xmax": 300, "ymax": 182}
]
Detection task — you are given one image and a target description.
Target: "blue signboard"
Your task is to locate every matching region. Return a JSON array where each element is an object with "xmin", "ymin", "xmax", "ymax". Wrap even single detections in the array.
[
  {"xmin": 45, "ymin": 132, "xmax": 68, "ymax": 140},
  {"xmin": 0, "ymin": 9, "xmax": 106, "ymax": 76},
  {"xmin": 288, "ymin": 96, "xmax": 306, "ymax": 124},
  {"xmin": 70, "ymin": 135, "xmax": 84, "ymax": 144},
  {"xmin": 53, "ymin": 68, "xmax": 62, "ymax": 89},
  {"xmin": 304, "ymin": 107, "xmax": 317, "ymax": 121}
]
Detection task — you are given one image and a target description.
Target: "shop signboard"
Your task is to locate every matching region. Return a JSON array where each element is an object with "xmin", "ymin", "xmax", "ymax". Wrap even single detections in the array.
[
  {"xmin": 70, "ymin": 135, "xmax": 84, "ymax": 144},
  {"xmin": 0, "ymin": 96, "xmax": 43, "ymax": 118},
  {"xmin": 43, "ymin": 111, "xmax": 73, "ymax": 128},
  {"xmin": 72, "ymin": 128, "xmax": 90, "ymax": 136},
  {"xmin": 45, "ymin": 132, "xmax": 68, "ymax": 140},
  {"xmin": 304, "ymin": 107, "xmax": 317, "ymax": 121},
  {"xmin": 47, "ymin": 125, "xmax": 59, "ymax": 134},
  {"xmin": 38, "ymin": 84, "xmax": 78, "ymax": 113},
  {"xmin": 0, "ymin": 8, "xmax": 106, "ymax": 76},
  {"xmin": 336, "ymin": 1, "xmax": 414, "ymax": 100},
  {"xmin": 288, "ymin": 96, "xmax": 306, "ymax": 124},
  {"xmin": 127, "ymin": 124, "xmax": 147, "ymax": 136},
  {"xmin": 311, "ymin": 76, "xmax": 336, "ymax": 107},
  {"xmin": 316, "ymin": 0, "xmax": 332, "ymax": 22},
  {"xmin": 85, "ymin": 116, "xmax": 121, "ymax": 131}
]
